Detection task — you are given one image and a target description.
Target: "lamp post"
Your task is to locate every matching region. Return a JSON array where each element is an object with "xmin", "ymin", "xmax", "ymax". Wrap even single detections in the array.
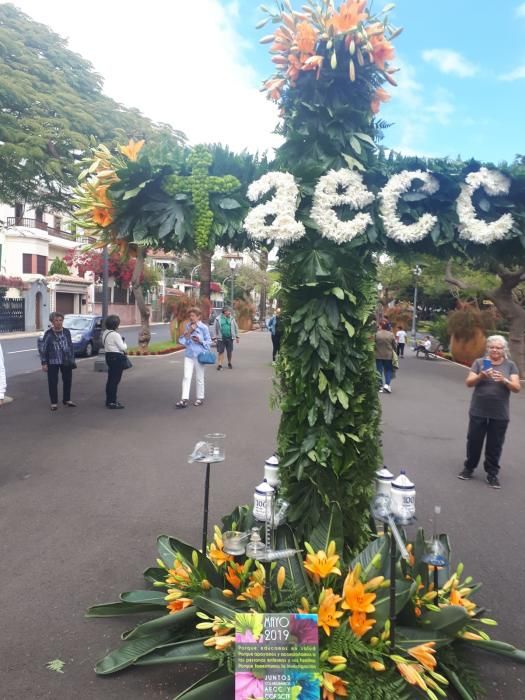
[
  {"xmin": 411, "ymin": 265, "xmax": 422, "ymax": 345},
  {"xmin": 228, "ymin": 258, "xmax": 237, "ymax": 306},
  {"xmin": 190, "ymin": 265, "xmax": 201, "ymax": 298}
]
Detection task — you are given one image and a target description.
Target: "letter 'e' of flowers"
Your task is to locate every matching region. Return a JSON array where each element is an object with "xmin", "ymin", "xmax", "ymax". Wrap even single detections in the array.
[
  {"xmin": 310, "ymin": 169, "xmax": 374, "ymax": 244},
  {"xmin": 244, "ymin": 172, "xmax": 305, "ymax": 245},
  {"xmin": 379, "ymin": 170, "xmax": 440, "ymax": 243},
  {"xmin": 457, "ymin": 167, "xmax": 515, "ymax": 244}
]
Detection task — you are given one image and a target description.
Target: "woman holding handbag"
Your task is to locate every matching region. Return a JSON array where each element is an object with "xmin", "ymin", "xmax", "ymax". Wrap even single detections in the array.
[
  {"xmin": 40, "ymin": 311, "xmax": 77, "ymax": 410},
  {"xmin": 103, "ymin": 315, "xmax": 128, "ymax": 409},
  {"xmin": 176, "ymin": 307, "xmax": 212, "ymax": 408}
]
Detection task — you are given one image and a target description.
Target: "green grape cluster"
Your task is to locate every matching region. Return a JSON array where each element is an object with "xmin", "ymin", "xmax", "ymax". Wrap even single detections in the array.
[{"xmin": 162, "ymin": 147, "xmax": 240, "ymax": 250}]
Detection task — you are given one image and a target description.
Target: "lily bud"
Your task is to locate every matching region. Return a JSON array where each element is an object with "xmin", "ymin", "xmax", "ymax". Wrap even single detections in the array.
[
  {"xmin": 156, "ymin": 559, "xmax": 167, "ymax": 569},
  {"xmin": 192, "ymin": 551, "xmax": 199, "ymax": 568},
  {"xmin": 277, "ymin": 566, "xmax": 286, "ymax": 590},
  {"xmin": 330, "ymin": 52, "xmax": 337, "ymax": 70},
  {"xmin": 328, "ymin": 655, "xmax": 347, "ymax": 665},
  {"xmin": 201, "ymin": 579, "xmax": 212, "ymax": 591},
  {"xmin": 331, "ymin": 664, "xmax": 347, "ymax": 672}
]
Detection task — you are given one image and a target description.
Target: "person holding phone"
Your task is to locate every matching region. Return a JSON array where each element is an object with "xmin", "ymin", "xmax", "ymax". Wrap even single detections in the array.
[
  {"xmin": 176, "ymin": 307, "xmax": 211, "ymax": 408},
  {"xmin": 458, "ymin": 335, "xmax": 521, "ymax": 488}
]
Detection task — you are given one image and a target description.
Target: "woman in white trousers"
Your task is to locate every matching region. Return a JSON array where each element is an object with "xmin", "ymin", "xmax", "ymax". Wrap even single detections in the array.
[{"xmin": 176, "ymin": 307, "xmax": 211, "ymax": 408}]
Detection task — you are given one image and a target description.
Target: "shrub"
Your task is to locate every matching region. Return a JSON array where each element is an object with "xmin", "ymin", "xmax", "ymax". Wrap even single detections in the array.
[{"xmin": 447, "ymin": 303, "xmax": 495, "ymax": 341}]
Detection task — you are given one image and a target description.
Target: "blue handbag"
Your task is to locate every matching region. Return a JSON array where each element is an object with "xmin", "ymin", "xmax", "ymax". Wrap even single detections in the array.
[{"xmin": 198, "ymin": 350, "xmax": 216, "ymax": 365}]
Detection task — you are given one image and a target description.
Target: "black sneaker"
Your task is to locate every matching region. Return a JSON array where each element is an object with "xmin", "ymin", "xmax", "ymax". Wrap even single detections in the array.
[
  {"xmin": 228, "ymin": 363, "xmax": 233, "ymax": 369},
  {"xmin": 217, "ymin": 365, "xmax": 222, "ymax": 371},
  {"xmin": 487, "ymin": 475, "xmax": 501, "ymax": 489},
  {"xmin": 107, "ymin": 402, "xmax": 125, "ymax": 410},
  {"xmin": 457, "ymin": 469, "xmax": 473, "ymax": 480}
]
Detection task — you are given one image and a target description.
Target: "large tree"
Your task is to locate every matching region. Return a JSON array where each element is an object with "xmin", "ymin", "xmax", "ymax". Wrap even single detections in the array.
[{"xmin": 0, "ymin": 3, "xmax": 184, "ymax": 211}]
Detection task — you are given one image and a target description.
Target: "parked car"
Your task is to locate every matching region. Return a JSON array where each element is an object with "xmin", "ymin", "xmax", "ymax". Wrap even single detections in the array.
[{"xmin": 38, "ymin": 315, "xmax": 104, "ymax": 357}]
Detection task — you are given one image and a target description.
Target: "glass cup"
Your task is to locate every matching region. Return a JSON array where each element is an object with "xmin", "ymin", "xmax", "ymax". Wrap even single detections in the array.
[{"xmin": 205, "ymin": 433, "xmax": 226, "ymax": 462}]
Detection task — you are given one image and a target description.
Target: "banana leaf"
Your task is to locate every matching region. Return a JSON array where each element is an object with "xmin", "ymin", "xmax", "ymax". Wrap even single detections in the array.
[
  {"xmin": 395, "ymin": 625, "xmax": 453, "ymax": 650},
  {"xmin": 221, "ymin": 505, "xmax": 254, "ymax": 532},
  {"xmin": 417, "ymin": 605, "xmax": 469, "ymax": 637},
  {"xmin": 308, "ymin": 501, "xmax": 343, "ymax": 555},
  {"xmin": 157, "ymin": 535, "xmax": 222, "ymax": 587},
  {"xmin": 439, "ymin": 663, "xmax": 476, "ymax": 700},
  {"xmin": 351, "ymin": 535, "xmax": 390, "ymax": 580},
  {"xmin": 193, "ymin": 588, "xmax": 241, "ymax": 620},
  {"xmin": 459, "ymin": 638, "xmax": 525, "ymax": 663},
  {"xmin": 275, "ymin": 524, "xmax": 313, "ymax": 598},
  {"xmin": 144, "ymin": 566, "xmax": 166, "ymax": 583},
  {"xmin": 175, "ymin": 665, "xmax": 234, "ymax": 699},
  {"xmin": 135, "ymin": 638, "xmax": 211, "ymax": 665},
  {"xmin": 95, "ymin": 607, "xmax": 197, "ymax": 675},
  {"xmin": 370, "ymin": 580, "xmax": 415, "ymax": 635}
]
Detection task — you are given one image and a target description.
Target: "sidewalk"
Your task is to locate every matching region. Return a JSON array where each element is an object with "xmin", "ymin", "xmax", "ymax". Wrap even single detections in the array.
[{"xmin": 1, "ymin": 337, "xmax": 524, "ymax": 699}]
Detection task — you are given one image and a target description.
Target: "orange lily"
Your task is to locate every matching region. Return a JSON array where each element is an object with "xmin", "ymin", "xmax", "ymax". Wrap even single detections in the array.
[
  {"xmin": 396, "ymin": 661, "xmax": 428, "ymax": 691},
  {"xmin": 225, "ymin": 562, "xmax": 244, "ymax": 590},
  {"xmin": 92, "ymin": 207, "xmax": 113, "ymax": 228},
  {"xmin": 295, "ymin": 21, "xmax": 317, "ymax": 55},
  {"xmin": 322, "ymin": 671, "xmax": 349, "ymax": 699},
  {"xmin": 166, "ymin": 559, "xmax": 192, "ymax": 588},
  {"xmin": 371, "ymin": 87, "xmax": 390, "ymax": 114},
  {"xmin": 449, "ymin": 587, "xmax": 476, "ymax": 614},
  {"xmin": 369, "ymin": 660, "xmax": 386, "ymax": 671},
  {"xmin": 330, "ymin": 0, "xmax": 368, "ymax": 33},
  {"xmin": 237, "ymin": 581, "xmax": 265, "ymax": 604},
  {"xmin": 349, "ymin": 610, "xmax": 375, "ymax": 637},
  {"xmin": 317, "ymin": 588, "xmax": 344, "ymax": 636},
  {"xmin": 407, "ymin": 642, "xmax": 437, "ymax": 671},
  {"xmin": 368, "ymin": 30, "xmax": 395, "ymax": 70},
  {"xmin": 303, "ymin": 55, "xmax": 324, "ymax": 78},
  {"xmin": 304, "ymin": 545, "xmax": 341, "ymax": 584},
  {"xmin": 119, "ymin": 138, "xmax": 145, "ymax": 161},
  {"xmin": 167, "ymin": 597, "xmax": 193, "ymax": 614},
  {"xmin": 342, "ymin": 578, "xmax": 376, "ymax": 614}
]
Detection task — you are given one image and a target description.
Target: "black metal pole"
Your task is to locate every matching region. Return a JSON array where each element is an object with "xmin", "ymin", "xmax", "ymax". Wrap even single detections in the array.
[
  {"xmin": 202, "ymin": 462, "xmax": 211, "ymax": 553},
  {"xmin": 263, "ymin": 561, "xmax": 272, "ymax": 609},
  {"xmin": 389, "ymin": 529, "xmax": 397, "ymax": 649},
  {"xmin": 433, "ymin": 566, "xmax": 439, "ymax": 593},
  {"xmin": 102, "ymin": 245, "xmax": 109, "ymax": 320}
]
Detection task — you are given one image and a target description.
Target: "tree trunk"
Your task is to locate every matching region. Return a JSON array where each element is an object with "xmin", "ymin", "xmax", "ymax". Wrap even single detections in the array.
[
  {"xmin": 131, "ymin": 247, "xmax": 151, "ymax": 350},
  {"xmin": 199, "ymin": 248, "xmax": 212, "ymax": 319},
  {"xmin": 258, "ymin": 247, "xmax": 269, "ymax": 324},
  {"xmin": 488, "ymin": 284, "xmax": 525, "ymax": 377}
]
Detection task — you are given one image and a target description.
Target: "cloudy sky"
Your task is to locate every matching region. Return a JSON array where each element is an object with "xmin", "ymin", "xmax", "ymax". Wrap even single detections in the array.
[{"xmin": 6, "ymin": 0, "xmax": 525, "ymax": 163}]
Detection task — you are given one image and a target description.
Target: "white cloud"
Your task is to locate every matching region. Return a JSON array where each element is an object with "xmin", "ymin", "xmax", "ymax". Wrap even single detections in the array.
[
  {"xmin": 499, "ymin": 64, "xmax": 525, "ymax": 80},
  {"xmin": 10, "ymin": 0, "xmax": 281, "ymax": 154},
  {"xmin": 421, "ymin": 49, "xmax": 478, "ymax": 77},
  {"xmin": 516, "ymin": 3, "xmax": 525, "ymax": 17}
]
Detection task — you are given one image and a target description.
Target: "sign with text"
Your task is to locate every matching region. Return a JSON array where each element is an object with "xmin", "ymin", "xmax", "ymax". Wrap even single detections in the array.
[{"xmin": 235, "ymin": 613, "xmax": 319, "ymax": 700}]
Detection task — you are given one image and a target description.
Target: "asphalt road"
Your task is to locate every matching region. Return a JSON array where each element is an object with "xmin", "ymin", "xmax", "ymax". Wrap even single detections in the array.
[
  {"xmin": 0, "ymin": 323, "xmax": 173, "ymax": 378},
  {"xmin": 0, "ymin": 335, "xmax": 524, "ymax": 699}
]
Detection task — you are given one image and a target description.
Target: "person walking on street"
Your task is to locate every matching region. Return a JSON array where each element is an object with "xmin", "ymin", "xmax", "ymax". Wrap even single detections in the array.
[
  {"xmin": 374, "ymin": 320, "xmax": 397, "ymax": 394},
  {"xmin": 267, "ymin": 308, "xmax": 283, "ymax": 363},
  {"xmin": 39, "ymin": 312, "xmax": 77, "ymax": 411},
  {"xmin": 0, "ymin": 342, "xmax": 6, "ymax": 404},
  {"xmin": 395, "ymin": 327, "xmax": 407, "ymax": 357},
  {"xmin": 176, "ymin": 307, "xmax": 211, "ymax": 408},
  {"xmin": 103, "ymin": 315, "xmax": 128, "ymax": 409},
  {"xmin": 214, "ymin": 307, "xmax": 239, "ymax": 370},
  {"xmin": 458, "ymin": 335, "xmax": 521, "ymax": 489}
]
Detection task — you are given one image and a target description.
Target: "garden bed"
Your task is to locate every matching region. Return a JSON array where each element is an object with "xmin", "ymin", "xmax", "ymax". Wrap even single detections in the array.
[{"xmin": 128, "ymin": 341, "xmax": 183, "ymax": 356}]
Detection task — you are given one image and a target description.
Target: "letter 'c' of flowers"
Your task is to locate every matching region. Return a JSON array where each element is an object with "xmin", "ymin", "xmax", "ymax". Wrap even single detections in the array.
[
  {"xmin": 379, "ymin": 170, "xmax": 440, "ymax": 243},
  {"xmin": 310, "ymin": 169, "xmax": 375, "ymax": 244},
  {"xmin": 244, "ymin": 172, "xmax": 305, "ymax": 244},
  {"xmin": 457, "ymin": 167, "xmax": 515, "ymax": 244}
]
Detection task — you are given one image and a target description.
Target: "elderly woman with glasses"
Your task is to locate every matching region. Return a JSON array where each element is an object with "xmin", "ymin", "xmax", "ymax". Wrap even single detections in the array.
[{"xmin": 458, "ymin": 335, "xmax": 521, "ymax": 488}]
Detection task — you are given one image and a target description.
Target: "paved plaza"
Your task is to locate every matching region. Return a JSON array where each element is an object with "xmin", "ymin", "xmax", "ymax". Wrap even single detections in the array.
[{"xmin": 1, "ymin": 331, "xmax": 524, "ymax": 699}]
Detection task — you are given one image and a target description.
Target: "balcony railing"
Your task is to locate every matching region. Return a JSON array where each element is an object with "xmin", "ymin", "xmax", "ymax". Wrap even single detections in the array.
[{"xmin": 6, "ymin": 217, "xmax": 93, "ymax": 243}]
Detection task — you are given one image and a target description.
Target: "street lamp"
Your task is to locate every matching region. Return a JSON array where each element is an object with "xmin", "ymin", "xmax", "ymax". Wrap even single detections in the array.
[
  {"xmin": 229, "ymin": 258, "xmax": 238, "ymax": 306},
  {"xmin": 411, "ymin": 264, "xmax": 422, "ymax": 344},
  {"xmin": 190, "ymin": 265, "xmax": 201, "ymax": 297}
]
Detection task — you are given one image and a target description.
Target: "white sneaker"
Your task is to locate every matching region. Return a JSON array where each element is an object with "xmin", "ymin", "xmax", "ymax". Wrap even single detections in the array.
[{"xmin": 383, "ymin": 384, "xmax": 392, "ymax": 393}]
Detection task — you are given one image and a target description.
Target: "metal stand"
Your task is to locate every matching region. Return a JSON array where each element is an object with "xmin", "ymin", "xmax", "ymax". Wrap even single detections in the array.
[
  {"xmin": 386, "ymin": 524, "xmax": 397, "ymax": 649},
  {"xmin": 202, "ymin": 462, "xmax": 211, "ymax": 553}
]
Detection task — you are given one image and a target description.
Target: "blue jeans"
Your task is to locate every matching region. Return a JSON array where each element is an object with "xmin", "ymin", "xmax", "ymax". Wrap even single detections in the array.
[{"xmin": 376, "ymin": 359, "xmax": 393, "ymax": 386}]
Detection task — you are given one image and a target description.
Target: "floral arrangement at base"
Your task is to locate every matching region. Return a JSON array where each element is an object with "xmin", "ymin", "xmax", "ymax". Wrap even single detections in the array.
[{"xmin": 87, "ymin": 506, "xmax": 525, "ymax": 699}]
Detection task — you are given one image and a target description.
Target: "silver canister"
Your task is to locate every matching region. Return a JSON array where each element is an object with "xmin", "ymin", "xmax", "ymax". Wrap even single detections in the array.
[
  {"xmin": 375, "ymin": 466, "xmax": 394, "ymax": 498},
  {"xmin": 253, "ymin": 479, "xmax": 275, "ymax": 522},
  {"xmin": 264, "ymin": 455, "xmax": 280, "ymax": 488},
  {"xmin": 390, "ymin": 470, "xmax": 416, "ymax": 523}
]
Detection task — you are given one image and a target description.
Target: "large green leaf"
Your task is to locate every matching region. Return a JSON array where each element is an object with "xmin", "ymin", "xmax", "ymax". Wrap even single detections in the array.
[
  {"xmin": 395, "ymin": 626, "xmax": 452, "ymax": 650},
  {"xmin": 143, "ymin": 566, "xmax": 166, "ymax": 583},
  {"xmin": 193, "ymin": 589, "xmax": 241, "ymax": 620},
  {"xmin": 309, "ymin": 501, "xmax": 343, "ymax": 555},
  {"xmin": 460, "ymin": 638, "xmax": 525, "ymax": 663},
  {"xmin": 134, "ymin": 638, "xmax": 210, "ymax": 666},
  {"xmin": 157, "ymin": 535, "xmax": 222, "ymax": 587},
  {"xmin": 120, "ymin": 591, "xmax": 167, "ymax": 605},
  {"xmin": 370, "ymin": 580, "xmax": 415, "ymax": 635},
  {"xmin": 417, "ymin": 604, "xmax": 469, "ymax": 637},
  {"xmin": 175, "ymin": 666, "xmax": 233, "ymax": 699},
  {"xmin": 221, "ymin": 505, "xmax": 254, "ymax": 533},
  {"xmin": 275, "ymin": 524, "xmax": 312, "ymax": 598},
  {"xmin": 351, "ymin": 535, "xmax": 389, "ymax": 579},
  {"xmin": 95, "ymin": 607, "xmax": 197, "ymax": 675},
  {"xmin": 86, "ymin": 601, "xmax": 165, "ymax": 617}
]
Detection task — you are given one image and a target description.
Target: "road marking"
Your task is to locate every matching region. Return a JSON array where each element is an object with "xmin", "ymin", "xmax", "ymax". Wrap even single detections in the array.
[{"xmin": 7, "ymin": 349, "xmax": 37, "ymax": 354}]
